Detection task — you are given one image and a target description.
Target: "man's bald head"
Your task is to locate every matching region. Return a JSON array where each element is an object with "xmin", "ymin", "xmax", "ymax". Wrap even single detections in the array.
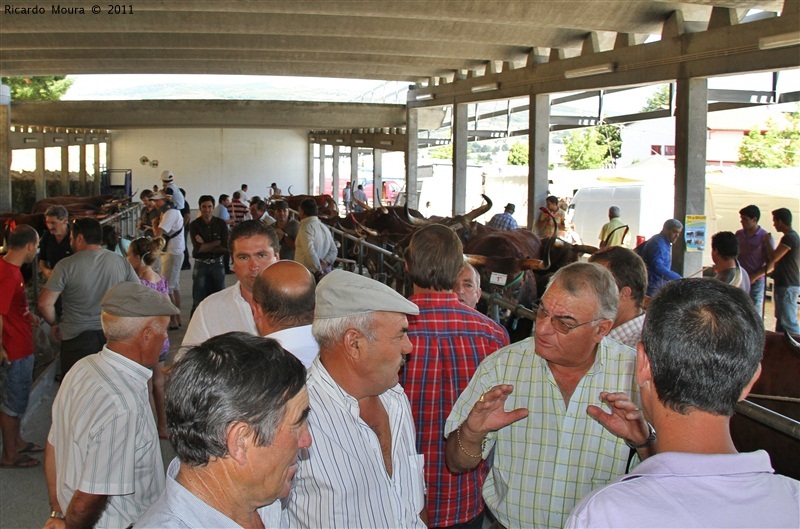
[{"xmin": 252, "ymin": 260, "xmax": 316, "ymax": 335}]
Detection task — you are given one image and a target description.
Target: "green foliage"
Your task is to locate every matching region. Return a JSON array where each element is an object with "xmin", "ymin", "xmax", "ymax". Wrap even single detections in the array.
[
  {"xmin": 737, "ymin": 108, "xmax": 800, "ymax": 168},
  {"xmin": 507, "ymin": 141, "xmax": 529, "ymax": 165},
  {"xmin": 597, "ymin": 123, "xmax": 622, "ymax": 160},
  {"xmin": 641, "ymin": 84, "xmax": 672, "ymax": 113},
  {"xmin": 2, "ymin": 76, "xmax": 73, "ymax": 101},
  {"xmin": 562, "ymin": 128, "xmax": 611, "ymax": 170},
  {"xmin": 428, "ymin": 144, "xmax": 453, "ymax": 159}
]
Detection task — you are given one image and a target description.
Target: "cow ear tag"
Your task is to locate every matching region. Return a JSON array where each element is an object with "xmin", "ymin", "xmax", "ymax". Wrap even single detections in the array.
[{"xmin": 489, "ymin": 272, "xmax": 508, "ymax": 286}]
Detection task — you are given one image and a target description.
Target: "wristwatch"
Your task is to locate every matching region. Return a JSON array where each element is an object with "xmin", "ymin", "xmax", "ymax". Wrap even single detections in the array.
[
  {"xmin": 49, "ymin": 510, "xmax": 66, "ymax": 520},
  {"xmin": 624, "ymin": 422, "xmax": 656, "ymax": 449}
]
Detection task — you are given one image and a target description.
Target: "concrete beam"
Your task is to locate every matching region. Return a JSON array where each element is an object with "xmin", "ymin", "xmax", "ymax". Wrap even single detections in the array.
[{"xmin": 10, "ymin": 100, "xmax": 406, "ymax": 130}]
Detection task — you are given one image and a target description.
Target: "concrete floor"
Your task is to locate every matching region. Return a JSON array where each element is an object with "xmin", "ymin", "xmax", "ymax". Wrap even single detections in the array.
[{"xmin": 0, "ymin": 267, "xmax": 783, "ymax": 528}]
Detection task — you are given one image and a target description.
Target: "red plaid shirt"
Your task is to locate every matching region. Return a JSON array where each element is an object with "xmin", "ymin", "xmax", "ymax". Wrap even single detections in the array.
[{"xmin": 400, "ymin": 292, "xmax": 509, "ymax": 527}]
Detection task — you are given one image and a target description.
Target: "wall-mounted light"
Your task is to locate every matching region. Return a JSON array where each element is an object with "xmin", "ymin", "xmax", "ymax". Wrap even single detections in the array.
[
  {"xmin": 379, "ymin": 140, "xmax": 393, "ymax": 146},
  {"xmin": 470, "ymin": 83, "xmax": 499, "ymax": 93},
  {"xmin": 354, "ymin": 139, "xmax": 365, "ymax": 144},
  {"xmin": 758, "ymin": 31, "xmax": 800, "ymax": 50},
  {"xmin": 23, "ymin": 137, "xmax": 38, "ymax": 144},
  {"xmin": 53, "ymin": 137, "xmax": 65, "ymax": 143},
  {"xmin": 564, "ymin": 63, "xmax": 615, "ymax": 79},
  {"xmin": 415, "ymin": 93, "xmax": 434, "ymax": 101}
]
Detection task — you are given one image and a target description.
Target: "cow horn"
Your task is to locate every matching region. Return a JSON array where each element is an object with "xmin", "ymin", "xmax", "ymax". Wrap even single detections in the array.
[
  {"xmin": 785, "ymin": 330, "xmax": 800, "ymax": 353},
  {"xmin": 572, "ymin": 244, "xmax": 599, "ymax": 254},
  {"xmin": 287, "ymin": 185, "xmax": 294, "ymax": 196},
  {"xmin": 463, "ymin": 254, "xmax": 489, "ymax": 266},
  {"xmin": 353, "ymin": 196, "xmax": 372, "ymax": 211},
  {"xmin": 464, "ymin": 194, "xmax": 493, "ymax": 222},
  {"xmin": 352, "ymin": 214, "xmax": 379, "ymax": 237},
  {"xmin": 520, "ymin": 258, "xmax": 547, "ymax": 271},
  {"xmin": 405, "ymin": 205, "xmax": 435, "ymax": 226}
]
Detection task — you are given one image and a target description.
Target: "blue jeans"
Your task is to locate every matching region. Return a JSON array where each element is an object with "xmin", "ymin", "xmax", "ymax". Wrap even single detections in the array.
[
  {"xmin": 191, "ymin": 260, "xmax": 225, "ymax": 315},
  {"xmin": 1, "ymin": 355, "xmax": 35, "ymax": 417},
  {"xmin": 774, "ymin": 285, "xmax": 800, "ymax": 335},
  {"xmin": 750, "ymin": 278, "xmax": 765, "ymax": 318}
]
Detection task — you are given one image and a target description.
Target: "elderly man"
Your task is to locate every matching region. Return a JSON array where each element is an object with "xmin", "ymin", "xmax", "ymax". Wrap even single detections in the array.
[
  {"xmin": 135, "ymin": 333, "xmax": 309, "ymax": 528},
  {"xmin": 401, "ymin": 224, "xmax": 509, "ymax": 529},
  {"xmin": 767, "ymin": 207, "xmax": 800, "ymax": 335},
  {"xmin": 566, "ymin": 279, "xmax": 800, "ymax": 528},
  {"xmin": 251, "ymin": 260, "xmax": 318, "ymax": 367},
  {"xmin": 445, "ymin": 262, "xmax": 651, "ymax": 529},
  {"xmin": 38, "ymin": 218, "xmax": 139, "ymax": 378},
  {"xmin": 487, "ymin": 203, "xmax": 519, "ymax": 231},
  {"xmin": 273, "ymin": 200, "xmax": 300, "ymax": 261},
  {"xmin": 598, "ymin": 206, "xmax": 627, "ymax": 248},
  {"xmin": 188, "ymin": 194, "xmax": 228, "ymax": 314},
  {"xmin": 1, "ymin": 225, "xmax": 42, "ymax": 469},
  {"xmin": 295, "ymin": 198, "xmax": 337, "ymax": 280},
  {"xmin": 455, "ymin": 262, "xmax": 481, "ymax": 310},
  {"xmin": 44, "ymin": 282, "xmax": 178, "ymax": 529},
  {"xmin": 39, "ymin": 205, "xmax": 72, "ymax": 279},
  {"xmin": 636, "ymin": 218, "xmax": 683, "ymax": 296},
  {"xmin": 151, "ymin": 191, "xmax": 186, "ymax": 329},
  {"xmin": 284, "ymin": 270, "xmax": 427, "ymax": 528},
  {"xmin": 588, "ymin": 246, "xmax": 648, "ymax": 349},
  {"xmin": 182, "ymin": 220, "xmax": 280, "ymax": 348}
]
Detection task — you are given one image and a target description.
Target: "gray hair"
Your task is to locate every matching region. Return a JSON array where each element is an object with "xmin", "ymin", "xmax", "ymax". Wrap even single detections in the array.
[
  {"xmin": 101, "ymin": 313, "xmax": 165, "ymax": 341},
  {"xmin": 663, "ymin": 218, "xmax": 683, "ymax": 231},
  {"xmin": 548, "ymin": 262, "xmax": 619, "ymax": 321},
  {"xmin": 608, "ymin": 206, "xmax": 621, "ymax": 219},
  {"xmin": 44, "ymin": 205, "xmax": 69, "ymax": 221},
  {"xmin": 312, "ymin": 313, "xmax": 378, "ymax": 351}
]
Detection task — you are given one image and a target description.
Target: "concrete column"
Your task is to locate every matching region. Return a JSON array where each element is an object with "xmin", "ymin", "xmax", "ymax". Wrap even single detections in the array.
[
  {"xmin": 60, "ymin": 146, "xmax": 70, "ymax": 195},
  {"xmin": 452, "ymin": 103, "xmax": 468, "ymax": 215},
  {"xmin": 318, "ymin": 144, "xmax": 326, "ymax": 195},
  {"xmin": 35, "ymin": 147, "xmax": 46, "ymax": 201},
  {"xmin": 79, "ymin": 144, "xmax": 87, "ymax": 195},
  {"xmin": 332, "ymin": 145, "xmax": 340, "ymax": 207},
  {"xmin": 528, "ymin": 93, "xmax": 551, "ymax": 229},
  {"xmin": 307, "ymin": 140, "xmax": 315, "ymax": 194},
  {"xmin": 350, "ymin": 147, "xmax": 358, "ymax": 187},
  {"xmin": 672, "ymin": 77, "xmax": 708, "ymax": 278},
  {"xmin": 105, "ymin": 141, "xmax": 111, "ymax": 172},
  {"xmin": 93, "ymin": 143, "xmax": 101, "ymax": 195},
  {"xmin": 373, "ymin": 148, "xmax": 383, "ymax": 205},
  {"xmin": 0, "ymin": 85, "xmax": 10, "ymax": 212},
  {"xmin": 406, "ymin": 108, "xmax": 419, "ymax": 210}
]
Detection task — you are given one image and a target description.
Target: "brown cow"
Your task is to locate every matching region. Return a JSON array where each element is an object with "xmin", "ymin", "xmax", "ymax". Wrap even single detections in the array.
[
  {"xmin": 30, "ymin": 194, "xmax": 114, "ymax": 214},
  {"xmin": 731, "ymin": 330, "xmax": 800, "ymax": 479},
  {"xmin": 279, "ymin": 194, "xmax": 337, "ymax": 218}
]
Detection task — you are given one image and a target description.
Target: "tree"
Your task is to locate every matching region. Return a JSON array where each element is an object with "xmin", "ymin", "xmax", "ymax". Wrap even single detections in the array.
[
  {"xmin": 2, "ymin": 76, "xmax": 73, "ymax": 101},
  {"xmin": 428, "ymin": 143, "xmax": 453, "ymax": 160},
  {"xmin": 597, "ymin": 123, "xmax": 623, "ymax": 161},
  {"xmin": 562, "ymin": 128, "xmax": 610, "ymax": 170},
  {"xmin": 641, "ymin": 84, "xmax": 672, "ymax": 113},
  {"xmin": 507, "ymin": 141, "xmax": 528, "ymax": 165},
  {"xmin": 737, "ymin": 108, "xmax": 800, "ymax": 168}
]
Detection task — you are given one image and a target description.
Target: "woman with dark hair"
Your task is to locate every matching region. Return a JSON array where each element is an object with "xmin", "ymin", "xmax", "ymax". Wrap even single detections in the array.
[{"xmin": 127, "ymin": 236, "xmax": 170, "ymax": 439}]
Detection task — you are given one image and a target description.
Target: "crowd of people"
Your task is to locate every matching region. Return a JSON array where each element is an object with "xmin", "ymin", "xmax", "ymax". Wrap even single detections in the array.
[{"xmin": 1, "ymin": 175, "xmax": 798, "ymax": 528}]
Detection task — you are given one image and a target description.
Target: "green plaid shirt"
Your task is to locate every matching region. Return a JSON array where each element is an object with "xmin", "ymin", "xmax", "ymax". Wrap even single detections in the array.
[{"xmin": 445, "ymin": 336, "xmax": 638, "ymax": 529}]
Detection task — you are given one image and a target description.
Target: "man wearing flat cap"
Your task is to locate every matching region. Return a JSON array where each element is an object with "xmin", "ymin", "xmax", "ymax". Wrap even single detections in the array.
[
  {"xmin": 284, "ymin": 270, "xmax": 428, "ymax": 528},
  {"xmin": 487, "ymin": 203, "xmax": 518, "ymax": 231},
  {"xmin": 44, "ymin": 282, "xmax": 178, "ymax": 529}
]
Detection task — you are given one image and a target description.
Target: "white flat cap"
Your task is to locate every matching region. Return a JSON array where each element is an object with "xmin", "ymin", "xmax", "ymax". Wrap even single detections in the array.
[{"xmin": 316, "ymin": 270, "xmax": 419, "ymax": 319}]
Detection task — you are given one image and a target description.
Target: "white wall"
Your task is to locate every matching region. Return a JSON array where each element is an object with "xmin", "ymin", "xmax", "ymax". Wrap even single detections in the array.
[{"xmin": 111, "ymin": 128, "xmax": 309, "ymax": 203}]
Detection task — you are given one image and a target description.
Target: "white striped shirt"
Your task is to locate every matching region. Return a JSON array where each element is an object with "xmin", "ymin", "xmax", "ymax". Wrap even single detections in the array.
[
  {"xmin": 283, "ymin": 357, "xmax": 426, "ymax": 528},
  {"xmin": 48, "ymin": 347, "xmax": 165, "ymax": 528}
]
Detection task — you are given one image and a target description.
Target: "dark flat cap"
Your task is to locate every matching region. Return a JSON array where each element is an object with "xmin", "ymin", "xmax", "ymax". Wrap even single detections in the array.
[{"xmin": 102, "ymin": 281, "xmax": 180, "ymax": 317}]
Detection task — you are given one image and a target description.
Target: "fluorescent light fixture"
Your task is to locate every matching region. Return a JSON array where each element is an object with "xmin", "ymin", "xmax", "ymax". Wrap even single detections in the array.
[
  {"xmin": 379, "ymin": 140, "xmax": 393, "ymax": 146},
  {"xmin": 354, "ymin": 139, "xmax": 365, "ymax": 144},
  {"xmin": 53, "ymin": 137, "xmax": 65, "ymax": 143},
  {"xmin": 471, "ymin": 83, "xmax": 499, "ymax": 93},
  {"xmin": 23, "ymin": 137, "xmax": 38, "ymax": 144},
  {"xmin": 564, "ymin": 63, "xmax": 615, "ymax": 79},
  {"xmin": 758, "ymin": 31, "xmax": 800, "ymax": 50},
  {"xmin": 415, "ymin": 92, "xmax": 434, "ymax": 101}
]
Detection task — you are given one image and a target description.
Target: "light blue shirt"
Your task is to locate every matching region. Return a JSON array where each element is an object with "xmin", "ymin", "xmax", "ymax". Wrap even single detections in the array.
[{"xmin": 135, "ymin": 458, "xmax": 280, "ymax": 528}]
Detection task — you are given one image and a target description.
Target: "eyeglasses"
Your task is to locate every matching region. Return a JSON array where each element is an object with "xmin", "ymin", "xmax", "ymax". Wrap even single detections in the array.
[{"xmin": 535, "ymin": 304, "xmax": 602, "ymax": 335}]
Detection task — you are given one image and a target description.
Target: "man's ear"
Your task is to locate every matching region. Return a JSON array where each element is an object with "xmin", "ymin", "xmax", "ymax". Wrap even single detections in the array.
[
  {"xmin": 226, "ymin": 422, "xmax": 252, "ymax": 464},
  {"xmin": 619, "ymin": 286, "xmax": 632, "ymax": 301},
  {"xmin": 739, "ymin": 363, "xmax": 762, "ymax": 402},
  {"xmin": 343, "ymin": 328, "xmax": 363, "ymax": 359},
  {"xmin": 635, "ymin": 342, "xmax": 652, "ymax": 388},
  {"xmin": 593, "ymin": 319, "xmax": 614, "ymax": 342}
]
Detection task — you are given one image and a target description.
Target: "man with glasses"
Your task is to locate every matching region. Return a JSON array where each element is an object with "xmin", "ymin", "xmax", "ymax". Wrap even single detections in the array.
[{"xmin": 445, "ymin": 262, "xmax": 652, "ymax": 529}]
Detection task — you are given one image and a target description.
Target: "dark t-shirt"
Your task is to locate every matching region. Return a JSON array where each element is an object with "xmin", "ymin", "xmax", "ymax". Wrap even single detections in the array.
[
  {"xmin": 39, "ymin": 227, "xmax": 72, "ymax": 270},
  {"xmin": 773, "ymin": 229, "xmax": 800, "ymax": 287}
]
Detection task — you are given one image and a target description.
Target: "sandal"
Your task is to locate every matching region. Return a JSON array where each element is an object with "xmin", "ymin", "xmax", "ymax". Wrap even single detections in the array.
[
  {"xmin": 0, "ymin": 455, "xmax": 40, "ymax": 469},
  {"xmin": 19, "ymin": 442, "xmax": 44, "ymax": 454}
]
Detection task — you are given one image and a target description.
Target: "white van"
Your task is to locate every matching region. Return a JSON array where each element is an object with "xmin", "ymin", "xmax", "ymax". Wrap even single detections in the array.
[{"xmin": 567, "ymin": 185, "xmax": 675, "ymax": 248}]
